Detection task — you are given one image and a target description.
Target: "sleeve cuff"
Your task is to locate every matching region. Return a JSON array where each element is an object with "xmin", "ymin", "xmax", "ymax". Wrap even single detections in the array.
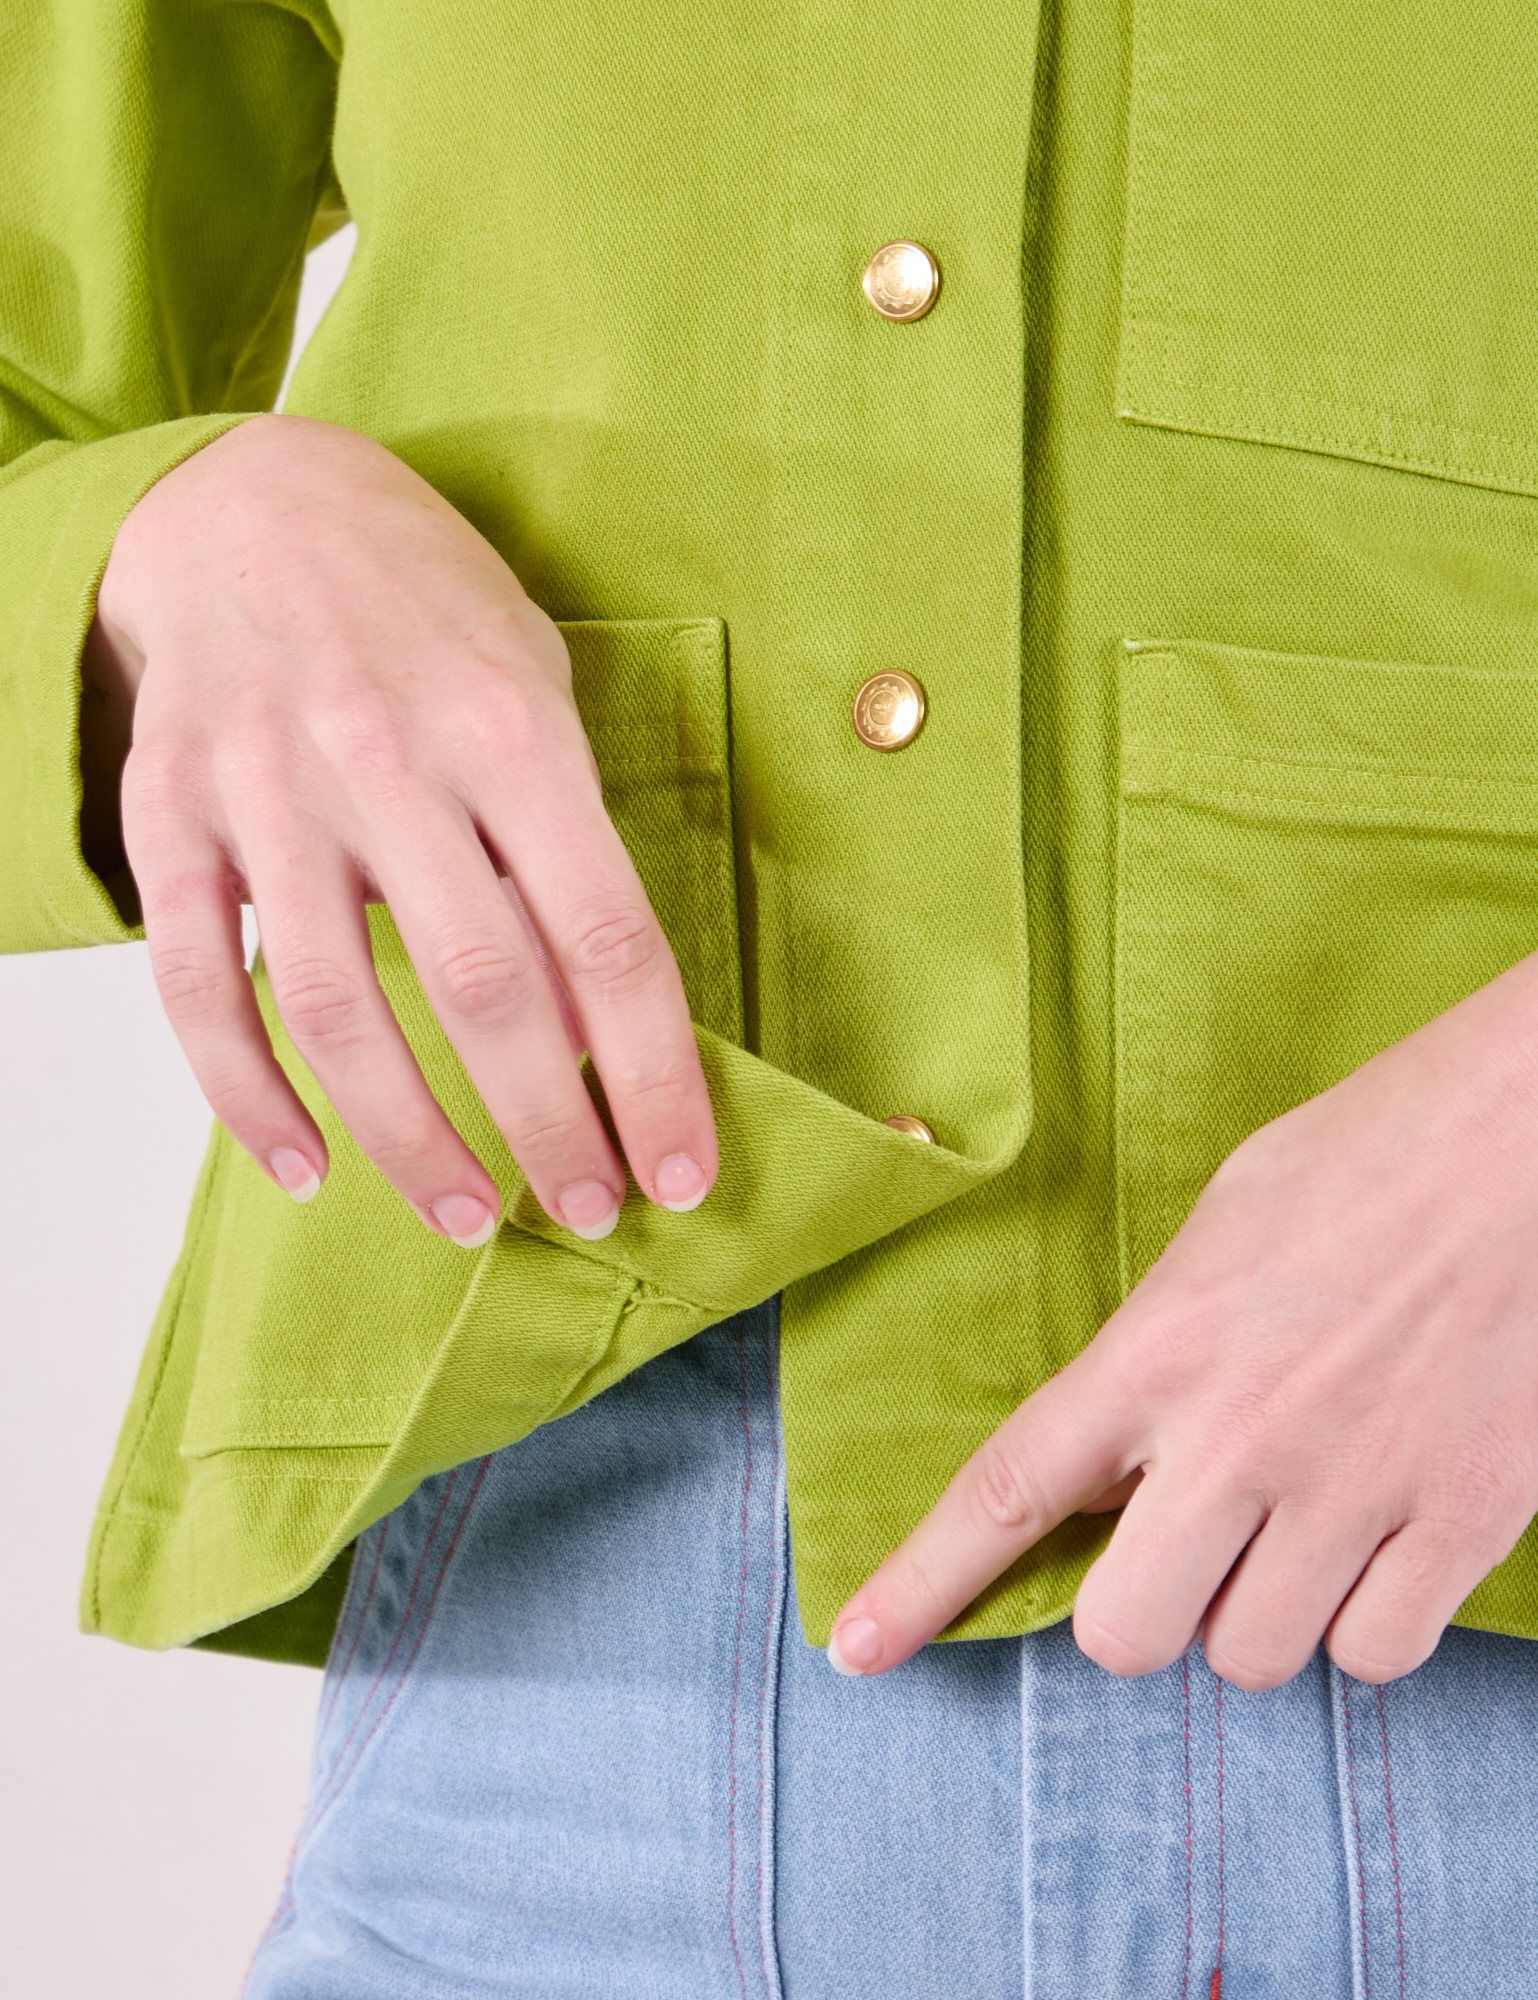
[{"xmin": 0, "ymin": 416, "xmax": 255, "ymax": 954}]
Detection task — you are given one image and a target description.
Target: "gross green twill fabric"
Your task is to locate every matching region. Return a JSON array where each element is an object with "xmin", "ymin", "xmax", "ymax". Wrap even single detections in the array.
[{"xmin": 7, "ymin": 0, "xmax": 1538, "ymax": 1662}]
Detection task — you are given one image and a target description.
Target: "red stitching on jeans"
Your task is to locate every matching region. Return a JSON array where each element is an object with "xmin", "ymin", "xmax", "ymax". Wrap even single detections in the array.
[
  {"xmin": 246, "ymin": 1814, "xmax": 306, "ymax": 1976},
  {"xmin": 320, "ymin": 1456, "xmax": 493, "ymax": 1821},
  {"xmin": 263, "ymin": 1523, "xmax": 392, "ymax": 1947},
  {"xmin": 725, "ymin": 1315, "xmax": 752, "ymax": 2000},
  {"xmin": 1341, "ymin": 1672, "xmax": 1373, "ymax": 1997},
  {"xmin": 314, "ymin": 1523, "xmax": 387, "ymax": 1745},
  {"xmin": 1377, "ymin": 1686, "xmax": 1406, "ymax": 2000},
  {"xmin": 752, "ymin": 1316, "xmax": 783, "ymax": 2000},
  {"xmin": 1180, "ymin": 1653, "xmax": 1194, "ymax": 2000},
  {"xmin": 749, "ymin": 1317, "xmax": 780, "ymax": 2000},
  {"xmin": 254, "ymin": 1464, "xmax": 480, "ymax": 1951},
  {"xmin": 301, "ymin": 1463, "xmax": 474, "ymax": 1836},
  {"xmin": 1212, "ymin": 1674, "xmax": 1226, "ymax": 2000}
]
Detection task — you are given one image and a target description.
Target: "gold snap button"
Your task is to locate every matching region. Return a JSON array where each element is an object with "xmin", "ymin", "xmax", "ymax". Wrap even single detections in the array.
[
  {"xmin": 862, "ymin": 241, "xmax": 941, "ymax": 322},
  {"xmin": 883, "ymin": 1115, "xmax": 936, "ymax": 1144},
  {"xmin": 852, "ymin": 670, "xmax": 926, "ymax": 751}
]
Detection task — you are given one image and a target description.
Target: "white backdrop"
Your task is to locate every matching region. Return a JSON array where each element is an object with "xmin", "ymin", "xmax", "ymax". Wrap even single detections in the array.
[{"xmin": 0, "ymin": 225, "xmax": 357, "ymax": 1998}]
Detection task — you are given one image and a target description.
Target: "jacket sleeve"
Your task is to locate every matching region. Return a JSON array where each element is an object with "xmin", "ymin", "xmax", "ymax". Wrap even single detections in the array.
[{"xmin": 0, "ymin": 0, "xmax": 341, "ymax": 953}]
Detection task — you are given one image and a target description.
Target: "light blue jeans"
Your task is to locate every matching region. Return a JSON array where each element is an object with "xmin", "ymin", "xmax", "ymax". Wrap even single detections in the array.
[{"xmin": 246, "ymin": 1302, "xmax": 1538, "ymax": 1998}]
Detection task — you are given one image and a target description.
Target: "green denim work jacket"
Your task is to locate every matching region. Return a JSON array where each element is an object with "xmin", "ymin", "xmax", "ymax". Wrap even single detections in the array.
[{"xmin": 6, "ymin": 0, "xmax": 1538, "ymax": 1663}]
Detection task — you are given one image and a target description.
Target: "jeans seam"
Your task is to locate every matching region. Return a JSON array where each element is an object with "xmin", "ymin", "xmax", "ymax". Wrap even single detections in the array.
[
  {"xmin": 259, "ymin": 1457, "xmax": 491, "ymax": 1956},
  {"xmin": 1341, "ymin": 1672, "xmax": 1374, "ymax": 1998},
  {"xmin": 1212, "ymin": 1673, "xmax": 1227, "ymax": 1998},
  {"xmin": 253, "ymin": 1527, "xmax": 390, "ymax": 1952},
  {"xmin": 726, "ymin": 1313, "xmax": 754, "ymax": 2000},
  {"xmin": 754, "ymin": 1306, "xmax": 788, "ymax": 2000},
  {"xmin": 1020, "ymin": 1634, "xmax": 1032, "ymax": 2000},
  {"xmin": 307, "ymin": 1465, "xmax": 470, "ymax": 1827},
  {"xmin": 320, "ymin": 1456, "xmax": 492, "ymax": 1819},
  {"xmin": 1377, "ymin": 1686, "xmax": 1407, "ymax": 2000},
  {"xmin": 1180, "ymin": 1652, "xmax": 1194, "ymax": 2000},
  {"xmin": 314, "ymin": 1526, "xmax": 386, "ymax": 1745}
]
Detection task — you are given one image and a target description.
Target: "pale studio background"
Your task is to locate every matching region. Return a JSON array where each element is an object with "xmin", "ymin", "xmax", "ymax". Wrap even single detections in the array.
[{"xmin": 1, "ymin": 224, "xmax": 358, "ymax": 1998}]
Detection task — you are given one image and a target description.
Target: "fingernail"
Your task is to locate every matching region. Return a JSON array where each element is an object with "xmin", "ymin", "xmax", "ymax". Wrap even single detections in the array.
[
  {"xmin": 654, "ymin": 1152, "xmax": 708, "ymax": 1213},
  {"xmin": 429, "ymin": 1194, "xmax": 497, "ymax": 1249},
  {"xmin": 270, "ymin": 1148, "xmax": 321, "ymax": 1203},
  {"xmin": 827, "ymin": 1616, "xmax": 884, "ymax": 1677},
  {"xmin": 557, "ymin": 1179, "xmax": 621, "ymax": 1240}
]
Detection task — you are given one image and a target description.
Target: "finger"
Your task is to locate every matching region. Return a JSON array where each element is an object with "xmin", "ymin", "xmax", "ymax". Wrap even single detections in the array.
[
  {"xmin": 477, "ymin": 744, "xmax": 718, "ymax": 1211},
  {"xmin": 1326, "ymin": 1515, "xmax": 1510, "ymax": 1684},
  {"xmin": 826, "ymin": 1362, "xmax": 1134, "ymax": 1677},
  {"xmin": 1200, "ymin": 1501, "xmax": 1387, "ymax": 1691},
  {"xmin": 130, "ymin": 830, "xmax": 330, "ymax": 1202},
  {"xmin": 500, "ymin": 876, "xmax": 584, "ymax": 1055},
  {"xmin": 1071, "ymin": 1470, "xmax": 1263, "ymax": 1678},
  {"xmin": 358, "ymin": 789, "xmax": 631, "ymax": 1237},
  {"xmin": 246, "ymin": 837, "xmax": 504, "ymax": 1247},
  {"xmin": 1079, "ymin": 1469, "xmax": 1144, "ymax": 1514}
]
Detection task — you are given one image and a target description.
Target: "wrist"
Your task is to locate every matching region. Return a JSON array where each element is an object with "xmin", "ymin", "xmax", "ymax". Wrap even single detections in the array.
[{"xmin": 93, "ymin": 415, "xmax": 283, "ymax": 655}]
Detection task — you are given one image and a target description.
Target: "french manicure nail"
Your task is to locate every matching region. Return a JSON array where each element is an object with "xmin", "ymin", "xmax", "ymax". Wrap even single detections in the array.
[
  {"xmin": 270, "ymin": 1147, "xmax": 321, "ymax": 1203},
  {"xmin": 654, "ymin": 1152, "xmax": 709, "ymax": 1212},
  {"xmin": 558, "ymin": 1179, "xmax": 621, "ymax": 1240},
  {"xmin": 429, "ymin": 1194, "xmax": 497, "ymax": 1249},
  {"xmin": 827, "ymin": 1616, "xmax": 884, "ymax": 1677}
]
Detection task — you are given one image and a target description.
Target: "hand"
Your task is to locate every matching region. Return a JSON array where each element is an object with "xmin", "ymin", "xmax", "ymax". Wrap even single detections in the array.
[
  {"xmin": 85, "ymin": 414, "xmax": 717, "ymax": 1244},
  {"xmin": 829, "ymin": 952, "xmax": 1538, "ymax": 1688}
]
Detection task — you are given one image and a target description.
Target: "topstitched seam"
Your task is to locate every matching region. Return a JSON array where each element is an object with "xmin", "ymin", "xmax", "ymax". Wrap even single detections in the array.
[
  {"xmin": 1119, "ymin": 345, "xmax": 1538, "ymax": 460},
  {"xmin": 1180, "ymin": 1651, "xmax": 1194, "ymax": 2000},
  {"xmin": 725, "ymin": 1313, "xmax": 753, "ymax": 2000},
  {"xmin": 1126, "ymin": 740, "xmax": 1538, "ymax": 796},
  {"xmin": 1377, "ymin": 1687, "xmax": 1407, "ymax": 2000},
  {"xmin": 315, "ymin": 1456, "xmax": 493, "ymax": 1842},
  {"xmin": 86, "ymin": 1126, "xmax": 229, "ymax": 1630},
  {"xmin": 1123, "ymin": 777, "xmax": 1538, "ymax": 840},
  {"xmin": 300, "ymin": 1464, "xmax": 474, "ymax": 1843},
  {"xmin": 314, "ymin": 1525, "xmax": 386, "ymax": 1746},
  {"xmin": 1212, "ymin": 1673, "xmax": 1226, "ymax": 2000},
  {"xmin": 255, "ymin": 1472, "xmax": 471, "ymax": 1947},
  {"xmin": 751, "ymin": 1314, "xmax": 781, "ymax": 2000},
  {"xmin": 1341, "ymin": 1673, "xmax": 1373, "ymax": 1997}
]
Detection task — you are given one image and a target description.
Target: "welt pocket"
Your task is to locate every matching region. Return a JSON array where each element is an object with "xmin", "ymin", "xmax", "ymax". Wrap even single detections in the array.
[
  {"xmin": 1117, "ymin": 0, "xmax": 1538, "ymax": 498},
  {"xmin": 1115, "ymin": 636, "xmax": 1538, "ymax": 1286}
]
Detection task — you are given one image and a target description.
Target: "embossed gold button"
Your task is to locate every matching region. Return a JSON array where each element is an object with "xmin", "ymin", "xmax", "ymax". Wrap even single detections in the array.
[
  {"xmin": 883, "ymin": 1115, "xmax": 936, "ymax": 1143},
  {"xmin": 852, "ymin": 669, "xmax": 926, "ymax": 751},
  {"xmin": 862, "ymin": 241, "xmax": 941, "ymax": 322}
]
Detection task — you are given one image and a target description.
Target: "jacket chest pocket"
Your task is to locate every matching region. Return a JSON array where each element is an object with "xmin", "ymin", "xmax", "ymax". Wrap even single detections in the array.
[{"xmin": 1118, "ymin": 0, "xmax": 1538, "ymax": 497}]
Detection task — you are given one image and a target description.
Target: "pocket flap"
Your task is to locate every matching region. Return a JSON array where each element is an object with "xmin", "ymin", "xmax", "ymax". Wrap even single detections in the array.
[{"xmin": 1123, "ymin": 637, "xmax": 1538, "ymax": 835}]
